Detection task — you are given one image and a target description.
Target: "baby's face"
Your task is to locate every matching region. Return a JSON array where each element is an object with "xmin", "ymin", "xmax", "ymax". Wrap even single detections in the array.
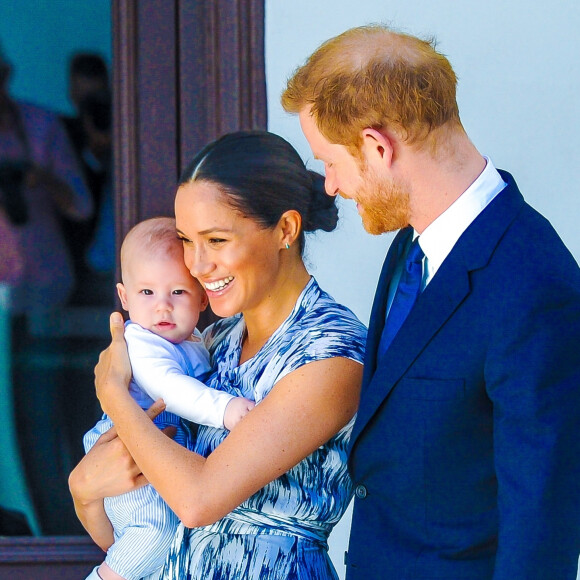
[{"xmin": 118, "ymin": 253, "xmax": 208, "ymax": 343}]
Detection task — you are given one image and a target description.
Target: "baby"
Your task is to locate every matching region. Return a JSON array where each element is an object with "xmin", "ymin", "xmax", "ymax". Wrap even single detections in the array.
[{"xmin": 83, "ymin": 217, "xmax": 254, "ymax": 580}]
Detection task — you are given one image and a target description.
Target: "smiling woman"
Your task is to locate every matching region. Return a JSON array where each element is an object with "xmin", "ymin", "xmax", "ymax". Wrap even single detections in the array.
[
  {"xmin": 174, "ymin": 131, "xmax": 342, "ymax": 355},
  {"xmin": 69, "ymin": 130, "xmax": 367, "ymax": 579},
  {"xmin": 175, "ymin": 179, "xmax": 290, "ymax": 324}
]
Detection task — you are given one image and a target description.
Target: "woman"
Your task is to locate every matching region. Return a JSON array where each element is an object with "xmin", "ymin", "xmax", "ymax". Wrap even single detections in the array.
[{"xmin": 70, "ymin": 131, "xmax": 366, "ymax": 579}]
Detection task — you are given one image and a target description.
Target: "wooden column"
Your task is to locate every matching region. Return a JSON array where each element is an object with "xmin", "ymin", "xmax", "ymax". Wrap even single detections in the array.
[{"xmin": 113, "ymin": 0, "xmax": 266, "ymax": 240}]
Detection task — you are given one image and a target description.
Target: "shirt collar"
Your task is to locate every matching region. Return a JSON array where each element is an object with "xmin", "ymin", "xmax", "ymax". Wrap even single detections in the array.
[{"xmin": 417, "ymin": 157, "xmax": 506, "ymax": 280}]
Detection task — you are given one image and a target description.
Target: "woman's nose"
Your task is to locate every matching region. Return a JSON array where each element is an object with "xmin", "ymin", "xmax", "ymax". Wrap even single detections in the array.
[{"xmin": 184, "ymin": 245, "xmax": 213, "ymax": 279}]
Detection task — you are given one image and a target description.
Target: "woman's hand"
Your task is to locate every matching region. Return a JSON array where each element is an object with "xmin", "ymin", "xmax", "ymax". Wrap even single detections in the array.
[
  {"xmin": 68, "ymin": 400, "xmax": 169, "ymax": 550},
  {"xmin": 70, "ymin": 424, "xmax": 145, "ymax": 505},
  {"xmin": 68, "ymin": 421, "xmax": 143, "ymax": 550},
  {"xmin": 70, "ymin": 400, "xmax": 167, "ymax": 505},
  {"xmin": 95, "ymin": 312, "xmax": 132, "ymax": 414}
]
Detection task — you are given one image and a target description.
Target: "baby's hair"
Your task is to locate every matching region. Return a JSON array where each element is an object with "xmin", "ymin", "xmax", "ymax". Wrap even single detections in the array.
[{"xmin": 120, "ymin": 217, "xmax": 183, "ymax": 280}]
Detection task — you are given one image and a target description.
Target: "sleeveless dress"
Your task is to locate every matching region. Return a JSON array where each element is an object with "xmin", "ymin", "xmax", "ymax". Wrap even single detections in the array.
[{"xmin": 161, "ymin": 278, "xmax": 366, "ymax": 579}]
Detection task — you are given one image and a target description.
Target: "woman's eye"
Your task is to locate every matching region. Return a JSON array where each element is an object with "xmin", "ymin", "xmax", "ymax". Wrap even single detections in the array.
[{"xmin": 208, "ymin": 237, "xmax": 226, "ymax": 245}]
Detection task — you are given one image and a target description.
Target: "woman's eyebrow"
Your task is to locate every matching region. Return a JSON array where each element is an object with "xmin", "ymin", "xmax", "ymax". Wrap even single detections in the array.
[{"xmin": 178, "ymin": 227, "xmax": 234, "ymax": 237}]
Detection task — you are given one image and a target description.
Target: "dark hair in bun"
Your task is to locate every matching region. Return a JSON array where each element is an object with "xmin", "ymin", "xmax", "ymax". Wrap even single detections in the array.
[
  {"xmin": 303, "ymin": 170, "xmax": 338, "ymax": 233},
  {"xmin": 179, "ymin": 130, "xmax": 338, "ymax": 253}
]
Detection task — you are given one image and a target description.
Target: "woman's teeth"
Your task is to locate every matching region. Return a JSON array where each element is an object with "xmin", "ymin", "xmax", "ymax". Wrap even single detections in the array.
[{"xmin": 205, "ymin": 276, "xmax": 234, "ymax": 291}]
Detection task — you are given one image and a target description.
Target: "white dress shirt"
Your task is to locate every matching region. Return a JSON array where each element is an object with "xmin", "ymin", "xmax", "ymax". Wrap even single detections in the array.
[
  {"xmin": 385, "ymin": 157, "xmax": 506, "ymax": 317},
  {"xmin": 418, "ymin": 157, "xmax": 506, "ymax": 287}
]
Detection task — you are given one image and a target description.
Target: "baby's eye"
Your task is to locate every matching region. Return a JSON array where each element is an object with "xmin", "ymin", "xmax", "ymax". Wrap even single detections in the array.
[
  {"xmin": 140, "ymin": 289, "xmax": 153, "ymax": 295},
  {"xmin": 173, "ymin": 289, "xmax": 185, "ymax": 295}
]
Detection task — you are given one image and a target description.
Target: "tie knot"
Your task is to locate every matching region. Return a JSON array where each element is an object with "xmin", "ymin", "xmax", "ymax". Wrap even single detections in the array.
[{"xmin": 407, "ymin": 238, "xmax": 424, "ymax": 266}]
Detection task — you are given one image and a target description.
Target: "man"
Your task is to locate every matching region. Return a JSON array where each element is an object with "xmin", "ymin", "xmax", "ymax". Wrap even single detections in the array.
[
  {"xmin": 61, "ymin": 52, "xmax": 110, "ymax": 155},
  {"xmin": 60, "ymin": 53, "xmax": 113, "ymax": 305},
  {"xmin": 282, "ymin": 25, "xmax": 580, "ymax": 579}
]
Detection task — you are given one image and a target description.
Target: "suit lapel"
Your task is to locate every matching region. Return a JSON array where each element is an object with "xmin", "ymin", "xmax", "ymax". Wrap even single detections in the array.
[
  {"xmin": 350, "ymin": 172, "xmax": 525, "ymax": 448},
  {"xmin": 362, "ymin": 228, "xmax": 413, "ymax": 386},
  {"xmin": 352, "ymin": 254, "xmax": 472, "ymax": 445}
]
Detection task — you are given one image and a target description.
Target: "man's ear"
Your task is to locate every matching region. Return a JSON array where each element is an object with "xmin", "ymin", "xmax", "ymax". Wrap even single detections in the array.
[
  {"xmin": 116, "ymin": 283, "xmax": 129, "ymax": 311},
  {"xmin": 361, "ymin": 127, "xmax": 394, "ymax": 169}
]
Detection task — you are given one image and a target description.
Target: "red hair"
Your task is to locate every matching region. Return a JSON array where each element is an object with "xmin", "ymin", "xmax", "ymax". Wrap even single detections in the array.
[{"xmin": 282, "ymin": 25, "xmax": 461, "ymax": 153}]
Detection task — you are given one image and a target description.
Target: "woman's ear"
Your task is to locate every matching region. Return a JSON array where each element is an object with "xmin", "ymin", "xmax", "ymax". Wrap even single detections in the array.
[
  {"xmin": 116, "ymin": 283, "xmax": 129, "ymax": 311},
  {"xmin": 278, "ymin": 209, "xmax": 302, "ymax": 249},
  {"xmin": 361, "ymin": 127, "xmax": 394, "ymax": 170}
]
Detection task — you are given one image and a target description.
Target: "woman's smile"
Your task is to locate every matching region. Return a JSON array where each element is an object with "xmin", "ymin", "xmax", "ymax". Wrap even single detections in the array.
[{"xmin": 204, "ymin": 275, "xmax": 234, "ymax": 292}]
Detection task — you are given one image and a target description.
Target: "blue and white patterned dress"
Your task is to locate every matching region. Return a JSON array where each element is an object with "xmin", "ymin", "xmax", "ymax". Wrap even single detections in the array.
[{"xmin": 162, "ymin": 278, "xmax": 366, "ymax": 579}]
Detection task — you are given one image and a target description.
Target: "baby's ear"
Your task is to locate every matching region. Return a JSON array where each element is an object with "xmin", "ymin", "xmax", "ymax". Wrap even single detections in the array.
[
  {"xmin": 116, "ymin": 283, "xmax": 129, "ymax": 311},
  {"xmin": 199, "ymin": 289, "xmax": 209, "ymax": 312}
]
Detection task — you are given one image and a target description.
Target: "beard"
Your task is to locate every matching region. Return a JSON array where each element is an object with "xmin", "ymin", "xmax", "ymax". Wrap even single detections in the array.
[{"xmin": 354, "ymin": 168, "xmax": 411, "ymax": 235}]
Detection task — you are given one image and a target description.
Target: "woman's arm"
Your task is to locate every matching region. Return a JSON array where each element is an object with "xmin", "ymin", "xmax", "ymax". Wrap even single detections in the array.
[
  {"xmin": 69, "ymin": 400, "xmax": 168, "ymax": 549},
  {"xmin": 97, "ymin": 313, "xmax": 363, "ymax": 528}
]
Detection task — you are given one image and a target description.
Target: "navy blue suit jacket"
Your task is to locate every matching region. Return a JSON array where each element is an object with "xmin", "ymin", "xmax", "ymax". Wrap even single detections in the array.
[{"xmin": 346, "ymin": 172, "xmax": 580, "ymax": 579}]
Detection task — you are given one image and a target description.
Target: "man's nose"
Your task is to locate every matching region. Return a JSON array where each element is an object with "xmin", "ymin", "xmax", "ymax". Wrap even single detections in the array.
[{"xmin": 324, "ymin": 168, "xmax": 339, "ymax": 196}]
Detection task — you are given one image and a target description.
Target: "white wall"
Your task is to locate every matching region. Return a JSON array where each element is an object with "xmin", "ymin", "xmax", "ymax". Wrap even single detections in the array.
[{"xmin": 265, "ymin": 2, "xmax": 580, "ymax": 577}]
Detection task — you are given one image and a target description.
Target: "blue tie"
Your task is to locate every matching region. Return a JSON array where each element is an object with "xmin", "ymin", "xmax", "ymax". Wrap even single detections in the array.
[{"xmin": 378, "ymin": 238, "xmax": 424, "ymax": 356}]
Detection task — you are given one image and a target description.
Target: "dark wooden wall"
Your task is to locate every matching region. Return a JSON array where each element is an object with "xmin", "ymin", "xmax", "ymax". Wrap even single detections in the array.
[
  {"xmin": 114, "ymin": 0, "xmax": 267, "ymax": 239},
  {"xmin": 0, "ymin": 0, "xmax": 266, "ymax": 574}
]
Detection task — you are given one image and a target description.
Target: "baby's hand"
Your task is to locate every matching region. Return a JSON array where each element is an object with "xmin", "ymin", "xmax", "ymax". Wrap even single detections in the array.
[{"xmin": 223, "ymin": 396, "xmax": 255, "ymax": 431}]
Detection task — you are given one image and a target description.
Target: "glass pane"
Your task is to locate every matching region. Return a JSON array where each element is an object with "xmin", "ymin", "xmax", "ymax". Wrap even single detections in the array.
[{"xmin": 0, "ymin": 0, "xmax": 113, "ymax": 536}]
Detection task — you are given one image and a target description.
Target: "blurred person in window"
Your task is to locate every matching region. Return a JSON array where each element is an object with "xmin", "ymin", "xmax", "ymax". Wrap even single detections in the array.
[
  {"xmin": 61, "ymin": 52, "xmax": 109, "ymax": 160},
  {"xmin": 0, "ymin": 47, "xmax": 92, "ymax": 324},
  {"xmin": 1, "ymin": 46, "xmax": 94, "ymax": 535},
  {"xmin": 60, "ymin": 53, "xmax": 112, "ymax": 306},
  {"xmin": 0, "ymin": 206, "xmax": 23, "ymax": 288}
]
